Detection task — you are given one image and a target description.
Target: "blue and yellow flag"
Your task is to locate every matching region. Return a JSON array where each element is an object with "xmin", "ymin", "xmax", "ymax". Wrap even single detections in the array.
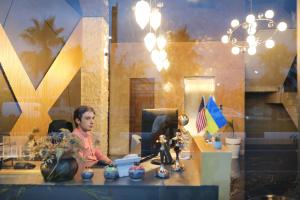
[{"xmin": 205, "ymin": 96, "xmax": 227, "ymax": 134}]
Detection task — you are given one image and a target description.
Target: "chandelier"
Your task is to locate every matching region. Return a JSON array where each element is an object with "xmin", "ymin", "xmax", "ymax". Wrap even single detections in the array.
[
  {"xmin": 135, "ymin": 0, "xmax": 170, "ymax": 71},
  {"xmin": 221, "ymin": 9, "xmax": 287, "ymax": 56}
]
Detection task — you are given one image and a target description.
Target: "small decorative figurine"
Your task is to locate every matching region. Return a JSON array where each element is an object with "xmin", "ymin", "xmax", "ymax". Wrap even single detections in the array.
[
  {"xmin": 104, "ymin": 164, "xmax": 119, "ymax": 180},
  {"xmin": 156, "ymin": 135, "xmax": 170, "ymax": 179},
  {"xmin": 81, "ymin": 167, "xmax": 94, "ymax": 181},
  {"xmin": 213, "ymin": 134, "xmax": 222, "ymax": 150},
  {"xmin": 128, "ymin": 162, "xmax": 145, "ymax": 181},
  {"xmin": 171, "ymin": 131, "xmax": 184, "ymax": 172}
]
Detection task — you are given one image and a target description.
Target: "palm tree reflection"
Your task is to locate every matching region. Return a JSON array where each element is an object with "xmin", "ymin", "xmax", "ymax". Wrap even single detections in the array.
[{"xmin": 20, "ymin": 17, "xmax": 64, "ymax": 88}]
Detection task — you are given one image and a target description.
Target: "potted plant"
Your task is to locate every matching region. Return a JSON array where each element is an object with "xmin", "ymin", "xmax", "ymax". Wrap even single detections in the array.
[
  {"xmin": 225, "ymin": 120, "xmax": 241, "ymax": 159},
  {"xmin": 29, "ymin": 129, "xmax": 83, "ymax": 182}
]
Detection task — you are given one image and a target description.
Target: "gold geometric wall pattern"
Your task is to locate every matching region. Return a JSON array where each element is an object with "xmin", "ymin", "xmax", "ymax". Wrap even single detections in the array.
[{"xmin": 0, "ymin": 19, "xmax": 84, "ymax": 136}]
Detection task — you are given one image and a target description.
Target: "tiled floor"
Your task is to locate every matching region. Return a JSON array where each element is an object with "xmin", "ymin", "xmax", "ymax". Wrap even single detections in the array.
[{"xmin": 230, "ymin": 144, "xmax": 299, "ymax": 200}]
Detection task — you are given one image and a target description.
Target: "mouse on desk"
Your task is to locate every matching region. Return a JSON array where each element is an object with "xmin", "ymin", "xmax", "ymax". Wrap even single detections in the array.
[{"xmin": 14, "ymin": 162, "xmax": 36, "ymax": 169}]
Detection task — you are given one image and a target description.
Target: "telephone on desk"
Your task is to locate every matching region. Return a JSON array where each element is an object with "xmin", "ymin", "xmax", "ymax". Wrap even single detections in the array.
[
  {"xmin": 113, "ymin": 154, "xmax": 141, "ymax": 177},
  {"xmin": 114, "ymin": 154, "xmax": 141, "ymax": 165}
]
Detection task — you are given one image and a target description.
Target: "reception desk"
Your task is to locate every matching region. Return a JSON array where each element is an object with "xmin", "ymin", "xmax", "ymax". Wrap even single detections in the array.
[{"xmin": 0, "ymin": 136, "xmax": 232, "ymax": 200}]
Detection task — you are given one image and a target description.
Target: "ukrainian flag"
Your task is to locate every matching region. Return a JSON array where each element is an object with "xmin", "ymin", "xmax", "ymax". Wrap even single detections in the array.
[{"xmin": 205, "ymin": 96, "xmax": 227, "ymax": 134}]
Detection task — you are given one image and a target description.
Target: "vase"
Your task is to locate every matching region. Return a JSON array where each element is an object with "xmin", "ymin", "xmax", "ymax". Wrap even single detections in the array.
[
  {"xmin": 103, "ymin": 164, "xmax": 119, "ymax": 180},
  {"xmin": 81, "ymin": 168, "xmax": 94, "ymax": 181},
  {"xmin": 213, "ymin": 141, "xmax": 222, "ymax": 149},
  {"xmin": 225, "ymin": 137, "xmax": 241, "ymax": 159},
  {"xmin": 128, "ymin": 162, "xmax": 145, "ymax": 181},
  {"xmin": 40, "ymin": 155, "xmax": 78, "ymax": 182}
]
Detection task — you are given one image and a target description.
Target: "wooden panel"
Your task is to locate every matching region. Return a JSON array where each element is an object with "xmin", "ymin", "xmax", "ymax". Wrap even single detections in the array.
[
  {"xmin": 129, "ymin": 78, "xmax": 155, "ymax": 134},
  {"xmin": 0, "ymin": 20, "xmax": 83, "ymax": 136}
]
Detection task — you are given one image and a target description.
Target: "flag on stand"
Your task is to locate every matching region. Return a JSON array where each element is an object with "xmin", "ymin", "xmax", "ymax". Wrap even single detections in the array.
[
  {"xmin": 205, "ymin": 96, "xmax": 227, "ymax": 134},
  {"xmin": 196, "ymin": 96, "xmax": 207, "ymax": 133}
]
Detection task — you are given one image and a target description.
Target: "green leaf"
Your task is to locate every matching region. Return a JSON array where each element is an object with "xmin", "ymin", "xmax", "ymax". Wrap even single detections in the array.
[{"xmin": 55, "ymin": 147, "xmax": 64, "ymax": 161}]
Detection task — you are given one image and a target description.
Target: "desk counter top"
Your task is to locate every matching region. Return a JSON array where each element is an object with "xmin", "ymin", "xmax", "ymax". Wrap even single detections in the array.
[
  {"xmin": 0, "ymin": 158, "xmax": 218, "ymax": 200},
  {"xmin": 0, "ymin": 158, "xmax": 200, "ymax": 186},
  {"xmin": 193, "ymin": 135, "xmax": 231, "ymax": 153}
]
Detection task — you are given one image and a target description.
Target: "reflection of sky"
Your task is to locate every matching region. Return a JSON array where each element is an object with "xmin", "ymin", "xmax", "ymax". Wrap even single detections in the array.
[
  {"xmin": 1, "ymin": 0, "xmax": 81, "ymax": 52},
  {"xmin": 0, "ymin": 0, "xmax": 11, "ymax": 26},
  {"xmin": 0, "ymin": 0, "xmax": 109, "ymax": 53},
  {"xmin": 110, "ymin": 0, "xmax": 296, "ymax": 43}
]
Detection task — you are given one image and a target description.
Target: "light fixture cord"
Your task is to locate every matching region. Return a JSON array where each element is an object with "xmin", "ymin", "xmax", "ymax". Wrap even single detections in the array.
[
  {"xmin": 149, "ymin": 0, "xmax": 152, "ymax": 33},
  {"xmin": 250, "ymin": 0, "xmax": 253, "ymax": 13},
  {"xmin": 155, "ymin": 0, "xmax": 158, "ymax": 35}
]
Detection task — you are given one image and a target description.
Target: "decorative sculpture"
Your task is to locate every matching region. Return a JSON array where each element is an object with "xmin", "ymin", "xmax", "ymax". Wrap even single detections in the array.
[
  {"xmin": 156, "ymin": 135, "xmax": 170, "ymax": 179},
  {"xmin": 172, "ymin": 131, "xmax": 184, "ymax": 172}
]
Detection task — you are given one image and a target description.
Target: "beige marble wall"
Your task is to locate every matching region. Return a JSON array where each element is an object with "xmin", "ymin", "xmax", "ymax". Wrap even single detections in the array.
[
  {"xmin": 81, "ymin": 17, "xmax": 109, "ymax": 155},
  {"xmin": 110, "ymin": 41, "xmax": 245, "ymax": 155}
]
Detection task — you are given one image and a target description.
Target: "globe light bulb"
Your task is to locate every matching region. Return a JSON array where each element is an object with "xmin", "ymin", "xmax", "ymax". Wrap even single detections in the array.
[
  {"xmin": 157, "ymin": 35, "xmax": 167, "ymax": 50},
  {"xmin": 246, "ymin": 14, "xmax": 255, "ymax": 24},
  {"xmin": 265, "ymin": 39, "xmax": 275, "ymax": 48},
  {"xmin": 277, "ymin": 22, "xmax": 287, "ymax": 32},
  {"xmin": 150, "ymin": 9, "xmax": 161, "ymax": 31},
  {"xmin": 246, "ymin": 35, "xmax": 256, "ymax": 44},
  {"xmin": 144, "ymin": 32, "xmax": 156, "ymax": 52},
  {"xmin": 265, "ymin": 10, "xmax": 274, "ymax": 19},
  {"xmin": 249, "ymin": 40, "xmax": 257, "ymax": 47},
  {"xmin": 231, "ymin": 47, "xmax": 240, "ymax": 55},
  {"xmin": 135, "ymin": 0, "xmax": 151, "ymax": 30},
  {"xmin": 247, "ymin": 47, "xmax": 256, "ymax": 55},
  {"xmin": 163, "ymin": 59, "xmax": 170, "ymax": 70},
  {"xmin": 151, "ymin": 49, "xmax": 160, "ymax": 65},
  {"xmin": 156, "ymin": 62, "xmax": 164, "ymax": 71},
  {"xmin": 221, "ymin": 35, "xmax": 229, "ymax": 44},
  {"xmin": 231, "ymin": 19, "xmax": 240, "ymax": 28},
  {"xmin": 159, "ymin": 50, "xmax": 167, "ymax": 61}
]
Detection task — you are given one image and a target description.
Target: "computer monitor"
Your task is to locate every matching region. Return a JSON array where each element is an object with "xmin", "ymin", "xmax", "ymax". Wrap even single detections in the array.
[{"xmin": 141, "ymin": 108, "xmax": 178, "ymax": 158}]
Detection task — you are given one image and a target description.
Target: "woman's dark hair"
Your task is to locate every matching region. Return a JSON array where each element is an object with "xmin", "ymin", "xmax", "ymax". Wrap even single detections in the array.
[{"xmin": 73, "ymin": 106, "xmax": 95, "ymax": 127}]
